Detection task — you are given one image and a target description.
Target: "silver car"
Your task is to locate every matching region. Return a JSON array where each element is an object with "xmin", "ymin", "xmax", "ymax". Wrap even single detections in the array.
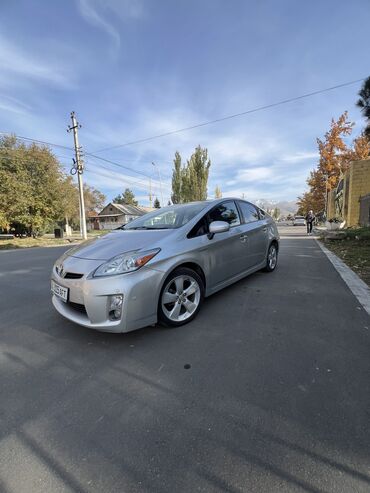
[{"xmin": 51, "ymin": 199, "xmax": 279, "ymax": 332}]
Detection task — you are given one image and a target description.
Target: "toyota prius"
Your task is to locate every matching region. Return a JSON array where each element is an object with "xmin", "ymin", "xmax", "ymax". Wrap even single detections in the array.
[{"xmin": 51, "ymin": 199, "xmax": 279, "ymax": 332}]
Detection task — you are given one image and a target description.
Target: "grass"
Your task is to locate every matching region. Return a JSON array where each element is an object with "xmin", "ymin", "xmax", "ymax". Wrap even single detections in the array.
[
  {"xmin": 0, "ymin": 230, "xmax": 110, "ymax": 250},
  {"xmin": 321, "ymin": 228, "xmax": 370, "ymax": 287},
  {"xmin": 0, "ymin": 237, "xmax": 81, "ymax": 250}
]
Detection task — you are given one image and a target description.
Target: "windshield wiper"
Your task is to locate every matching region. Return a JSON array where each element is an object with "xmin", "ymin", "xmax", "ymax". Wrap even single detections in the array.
[
  {"xmin": 144, "ymin": 226, "xmax": 171, "ymax": 230},
  {"xmin": 124, "ymin": 226, "xmax": 172, "ymax": 230}
]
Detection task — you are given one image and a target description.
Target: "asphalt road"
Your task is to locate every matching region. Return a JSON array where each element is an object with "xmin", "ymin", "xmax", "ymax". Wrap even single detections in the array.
[{"xmin": 0, "ymin": 226, "xmax": 370, "ymax": 493}]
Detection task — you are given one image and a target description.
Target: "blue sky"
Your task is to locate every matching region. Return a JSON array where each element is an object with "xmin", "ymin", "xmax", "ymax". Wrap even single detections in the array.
[{"xmin": 0, "ymin": 0, "xmax": 369, "ymax": 206}]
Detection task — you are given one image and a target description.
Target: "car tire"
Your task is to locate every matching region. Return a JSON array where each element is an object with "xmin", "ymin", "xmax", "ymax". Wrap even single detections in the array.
[
  {"xmin": 158, "ymin": 267, "xmax": 204, "ymax": 327},
  {"xmin": 263, "ymin": 243, "xmax": 278, "ymax": 272}
]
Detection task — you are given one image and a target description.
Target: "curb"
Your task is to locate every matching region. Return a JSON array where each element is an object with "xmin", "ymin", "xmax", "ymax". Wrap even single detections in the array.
[{"xmin": 316, "ymin": 240, "xmax": 370, "ymax": 317}]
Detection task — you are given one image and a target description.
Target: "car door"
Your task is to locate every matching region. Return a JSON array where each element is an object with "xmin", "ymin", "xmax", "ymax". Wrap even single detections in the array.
[
  {"xmin": 206, "ymin": 200, "xmax": 250, "ymax": 286},
  {"xmin": 188, "ymin": 201, "xmax": 247, "ymax": 287},
  {"xmin": 237, "ymin": 201, "xmax": 269, "ymax": 267}
]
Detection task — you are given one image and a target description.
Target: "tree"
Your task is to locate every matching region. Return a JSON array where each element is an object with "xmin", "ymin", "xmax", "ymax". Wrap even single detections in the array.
[
  {"xmin": 272, "ymin": 207, "xmax": 280, "ymax": 220},
  {"xmin": 356, "ymin": 76, "xmax": 370, "ymax": 139},
  {"xmin": 347, "ymin": 131, "xmax": 370, "ymax": 161},
  {"xmin": 297, "ymin": 112, "xmax": 356, "ymax": 216},
  {"xmin": 170, "ymin": 146, "xmax": 211, "ymax": 203},
  {"xmin": 215, "ymin": 185, "xmax": 222, "ymax": 198},
  {"xmin": 0, "ymin": 135, "xmax": 106, "ymax": 234},
  {"xmin": 154, "ymin": 197, "xmax": 160, "ymax": 208},
  {"xmin": 84, "ymin": 184, "xmax": 106, "ymax": 212},
  {"xmin": 58, "ymin": 175, "xmax": 79, "ymax": 230},
  {"xmin": 56, "ymin": 177, "xmax": 106, "ymax": 231},
  {"xmin": 316, "ymin": 111, "xmax": 353, "ymax": 191},
  {"xmin": 113, "ymin": 188, "xmax": 138, "ymax": 206},
  {"xmin": 171, "ymin": 151, "xmax": 182, "ymax": 204},
  {"xmin": 185, "ymin": 146, "xmax": 211, "ymax": 202},
  {"xmin": 0, "ymin": 136, "xmax": 66, "ymax": 234}
]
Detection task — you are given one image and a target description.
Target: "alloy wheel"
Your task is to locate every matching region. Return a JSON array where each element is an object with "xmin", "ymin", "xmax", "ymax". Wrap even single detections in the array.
[
  {"xmin": 161, "ymin": 275, "xmax": 201, "ymax": 323},
  {"xmin": 268, "ymin": 245, "xmax": 277, "ymax": 270}
]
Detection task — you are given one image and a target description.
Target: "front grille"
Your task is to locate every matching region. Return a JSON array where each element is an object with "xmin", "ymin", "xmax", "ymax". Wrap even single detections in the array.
[
  {"xmin": 56, "ymin": 266, "xmax": 83, "ymax": 279},
  {"xmin": 64, "ymin": 272, "xmax": 83, "ymax": 279},
  {"xmin": 67, "ymin": 301, "xmax": 87, "ymax": 315}
]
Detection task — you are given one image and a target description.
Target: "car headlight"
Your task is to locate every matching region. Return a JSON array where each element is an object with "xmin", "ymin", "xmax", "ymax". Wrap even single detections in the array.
[{"xmin": 93, "ymin": 248, "xmax": 160, "ymax": 277}]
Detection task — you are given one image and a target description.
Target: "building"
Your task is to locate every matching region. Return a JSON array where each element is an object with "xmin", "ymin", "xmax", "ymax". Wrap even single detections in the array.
[
  {"xmin": 327, "ymin": 158, "xmax": 370, "ymax": 227},
  {"xmin": 359, "ymin": 194, "xmax": 370, "ymax": 227},
  {"xmin": 87, "ymin": 203, "xmax": 152, "ymax": 231},
  {"xmin": 86, "ymin": 210, "xmax": 100, "ymax": 231}
]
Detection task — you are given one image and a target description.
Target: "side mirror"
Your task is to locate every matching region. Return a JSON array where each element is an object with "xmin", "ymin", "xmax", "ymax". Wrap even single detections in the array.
[{"xmin": 208, "ymin": 220, "xmax": 230, "ymax": 239}]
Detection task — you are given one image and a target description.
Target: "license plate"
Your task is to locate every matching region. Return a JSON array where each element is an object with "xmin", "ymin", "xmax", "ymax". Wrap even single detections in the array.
[{"xmin": 51, "ymin": 280, "xmax": 69, "ymax": 302}]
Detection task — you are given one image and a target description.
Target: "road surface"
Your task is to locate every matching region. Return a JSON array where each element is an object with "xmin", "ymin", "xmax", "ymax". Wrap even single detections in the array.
[{"xmin": 0, "ymin": 226, "xmax": 369, "ymax": 493}]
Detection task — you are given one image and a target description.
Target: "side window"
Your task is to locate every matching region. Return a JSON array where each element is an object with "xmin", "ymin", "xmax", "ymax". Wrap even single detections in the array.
[
  {"xmin": 258, "ymin": 208, "xmax": 266, "ymax": 219},
  {"xmin": 208, "ymin": 201, "xmax": 240, "ymax": 226},
  {"xmin": 238, "ymin": 201, "xmax": 259, "ymax": 223}
]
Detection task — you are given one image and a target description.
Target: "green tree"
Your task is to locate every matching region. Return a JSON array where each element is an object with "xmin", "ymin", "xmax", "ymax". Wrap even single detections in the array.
[
  {"xmin": 171, "ymin": 151, "xmax": 182, "ymax": 204},
  {"xmin": 272, "ymin": 207, "xmax": 280, "ymax": 220},
  {"xmin": 58, "ymin": 175, "xmax": 79, "ymax": 230},
  {"xmin": 170, "ymin": 146, "xmax": 211, "ymax": 203},
  {"xmin": 0, "ymin": 135, "xmax": 106, "ymax": 234},
  {"xmin": 113, "ymin": 188, "xmax": 138, "ymax": 206},
  {"xmin": 357, "ymin": 76, "xmax": 370, "ymax": 139},
  {"xmin": 154, "ymin": 197, "xmax": 160, "ymax": 208},
  {"xmin": 185, "ymin": 146, "xmax": 211, "ymax": 202},
  {"xmin": 0, "ymin": 136, "xmax": 66, "ymax": 234}
]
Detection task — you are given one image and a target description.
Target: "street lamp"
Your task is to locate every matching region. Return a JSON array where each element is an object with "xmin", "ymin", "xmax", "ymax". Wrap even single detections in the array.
[{"xmin": 152, "ymin": 162, "xmax": 164, "ymax": 207}]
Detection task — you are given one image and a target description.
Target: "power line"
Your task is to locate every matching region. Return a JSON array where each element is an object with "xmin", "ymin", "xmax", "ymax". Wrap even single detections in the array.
[
  {"xmin": 0, "ymin": 132, "xmax": 75, "ymax": 152},
  {"xmin": 0, "ymin": 131, "xmax": 157, "ymax": 180},
  {"xmin": 84, "ymin": 151, "xmax": 155, "ymax": 179},
  {"xmin": 86, "ymin": 159, "xmax": 172, "ymax": 193},
  {"xmin": 94, "ymin": 78, "xmax": 366, "ymax": 152}
]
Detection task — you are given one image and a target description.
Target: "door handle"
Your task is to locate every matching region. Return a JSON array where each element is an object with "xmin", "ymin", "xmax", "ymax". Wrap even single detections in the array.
[
  {"xmin": 240, "ymin": 234, "xmax": 248, "ymax": 242},
  {"xmin": 262, "ymin": 227, "xmax": 268, "ymax": 232}
]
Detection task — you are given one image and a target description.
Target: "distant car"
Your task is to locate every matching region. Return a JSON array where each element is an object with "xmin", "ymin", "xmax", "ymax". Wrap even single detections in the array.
[
  {"xmin": 293, "ymin": 216, "xmax": 306, "ymax": 226},
  {"xmin": 51, "ymin": 198, "xmax": 280, "ymax": 333}
]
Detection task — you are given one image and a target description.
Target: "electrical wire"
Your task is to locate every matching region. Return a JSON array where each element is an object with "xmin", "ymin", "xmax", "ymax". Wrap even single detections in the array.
[{"xmin": 93, "ymin": 78, "xmax": 366, "ymax": 152}]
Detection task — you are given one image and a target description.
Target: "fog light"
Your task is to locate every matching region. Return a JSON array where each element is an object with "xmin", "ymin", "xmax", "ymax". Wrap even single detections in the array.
[{"xmin": 109, "ymin": 294, "xmax": 123, "ymax": 320}]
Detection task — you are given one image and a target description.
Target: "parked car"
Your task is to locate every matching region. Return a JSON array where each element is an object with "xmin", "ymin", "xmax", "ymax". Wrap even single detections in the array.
[
  {"xmin": 51, "ymin": 199, "xmax": 280, "ymax": 333},
  {"xmin": 293, "ymin": 215, "xmax": 306, "ymax": 226}
]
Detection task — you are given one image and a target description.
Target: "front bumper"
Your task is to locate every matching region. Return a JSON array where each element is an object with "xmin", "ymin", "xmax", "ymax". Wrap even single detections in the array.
[{"xmin": 51, "ymin": 262, "xmax": 163, "ymax": 333}]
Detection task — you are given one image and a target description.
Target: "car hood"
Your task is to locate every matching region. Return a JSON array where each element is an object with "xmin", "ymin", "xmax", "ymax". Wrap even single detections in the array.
[{"xmin": 66, "ymin": 229, "xmax": 175, "ymax": 261}]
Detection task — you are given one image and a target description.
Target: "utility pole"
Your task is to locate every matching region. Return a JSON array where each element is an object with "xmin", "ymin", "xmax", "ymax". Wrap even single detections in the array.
[
  {"xmin": 152, "ymin": 162, "xmax": 164, "ymax": 207},
  {"xmin": 68, "ymin": 111, "xmax": 87, "ymax": 240}
]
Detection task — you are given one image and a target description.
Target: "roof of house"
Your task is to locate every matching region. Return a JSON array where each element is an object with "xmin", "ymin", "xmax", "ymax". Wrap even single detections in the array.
[
  {"xmin": 112, "ymin": 203, "xmax": 146, "ymax": 216},
  {"xmin": 96, "ymin": 202, "xmax": 151, "ymax": 217}
]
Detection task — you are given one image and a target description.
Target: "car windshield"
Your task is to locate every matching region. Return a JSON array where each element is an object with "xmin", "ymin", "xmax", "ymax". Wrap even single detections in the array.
[{"xmin": 122, "ymin": 202, "xmax": 208, "ymax": 230}]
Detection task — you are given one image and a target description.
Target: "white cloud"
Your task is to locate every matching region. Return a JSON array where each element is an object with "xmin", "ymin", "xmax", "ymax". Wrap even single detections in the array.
[
  {"xmin": 279, "ymin": 151, "xmax": 318, "ymax": 162},
  {"xmin": 0, "ymin": 96, "xmax": 31, "ymax": 115},
  {"xmin": 77, "ymin": 0, "xmax": 120, "ymax": 48},
  {"xmin": 0, "ymin": 36, "xmax": 72, "ymax": 87},
  {"xmin": 77, "ymin": 0, "xmax": 144, "ymax": 49},
  {"xmin": 236, "ymin": 166, "xmax": 273, "ymax": 182}
]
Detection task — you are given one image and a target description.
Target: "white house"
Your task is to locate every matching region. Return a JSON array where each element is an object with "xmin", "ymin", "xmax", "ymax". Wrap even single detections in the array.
[{"xmin": 87, "ymin": 202, "xmax": 151, "ymax": 230}]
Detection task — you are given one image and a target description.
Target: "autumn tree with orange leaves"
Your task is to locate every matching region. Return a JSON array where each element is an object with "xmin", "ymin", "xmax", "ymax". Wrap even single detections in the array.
[{"xmin": 297, "ymin": 111, "xmax": 370, "ymax": 215}]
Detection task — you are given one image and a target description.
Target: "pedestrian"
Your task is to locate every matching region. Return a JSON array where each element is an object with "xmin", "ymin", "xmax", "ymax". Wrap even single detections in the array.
[{"xmin": 305, "ymin": 210, "xmax": 315, "ymax": 235}]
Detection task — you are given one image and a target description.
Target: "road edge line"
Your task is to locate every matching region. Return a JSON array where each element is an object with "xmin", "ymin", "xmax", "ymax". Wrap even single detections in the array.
[{"xmin": 316, "ymin": 239, "xmax": 370, "ymax": 317}]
